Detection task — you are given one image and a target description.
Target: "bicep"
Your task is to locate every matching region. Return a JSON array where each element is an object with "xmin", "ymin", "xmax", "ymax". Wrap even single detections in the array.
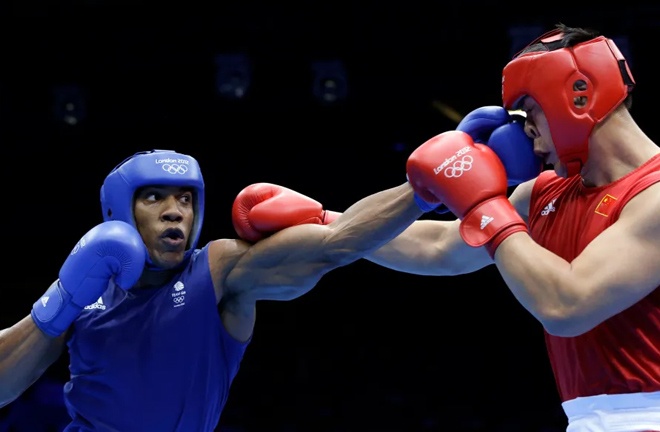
[{"xmin": 571, "ymin": 186, "xmax": 660, "ymax": 323}]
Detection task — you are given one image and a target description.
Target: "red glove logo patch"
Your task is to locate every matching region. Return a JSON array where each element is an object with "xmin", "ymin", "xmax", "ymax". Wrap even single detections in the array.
[
  {"xmin": 443, "ymin": 155, "xmax": 474, "ymax": 178},
  {"xmin": 432, "ymin": 145, "xmax": 474, "ymax": 178}
]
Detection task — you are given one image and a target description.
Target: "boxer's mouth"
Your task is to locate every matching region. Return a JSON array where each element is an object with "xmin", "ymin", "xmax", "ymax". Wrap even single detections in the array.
[{"xmin": 161, "ymin": 228, "xmax": 184, "ymax": 240}]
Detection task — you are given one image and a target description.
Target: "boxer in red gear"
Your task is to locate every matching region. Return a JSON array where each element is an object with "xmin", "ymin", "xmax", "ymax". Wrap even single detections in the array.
[
  {"xmin": 237, "ymin": 24, "xmax": 660, "ymax": 432},
  {"xmin": 390, "ymin": 24, "xmax": 660, "ymax": 432}
]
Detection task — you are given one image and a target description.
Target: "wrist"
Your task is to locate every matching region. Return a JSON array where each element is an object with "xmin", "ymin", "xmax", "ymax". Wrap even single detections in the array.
[
  {"xmin": 485, "ymin": 226, "xmax": 528, "ymax": 258},
  {"xmin": 322, "ymin": 210, "xmax": 341, "ymax": 225}
]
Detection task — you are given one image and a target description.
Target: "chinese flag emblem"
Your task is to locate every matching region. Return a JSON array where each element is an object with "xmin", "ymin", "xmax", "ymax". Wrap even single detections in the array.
[{"xmin": 595, "ymin": 194, "xmax": 617, "ymax": 217}]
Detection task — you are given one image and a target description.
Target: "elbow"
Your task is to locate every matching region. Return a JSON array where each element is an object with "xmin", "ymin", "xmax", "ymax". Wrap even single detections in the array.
[
  {"xmin": 322, "ymin": 235, "xmax": 370, "ymax": 269},
  {"xmin": 541, "ymin": 319, "xmax": 583, "ymax": 337},
  {"xmin": 326, "ymin": 248, "xmax": 360, "ymax": 269},
  {"xmin": 539, "ymin": 312, "xmax": 595, "ymax": 338},
  {"xmin": 533, "ymin": 286, "xmax": 599, "ymax": 337},
  {"xmin": 0, "ymin": 386, "xmax": 20, "ymax": 409}
]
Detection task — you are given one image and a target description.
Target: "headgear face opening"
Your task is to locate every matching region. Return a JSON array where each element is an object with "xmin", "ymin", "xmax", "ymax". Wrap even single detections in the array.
[
  {"xmin": 100, "ymin": 149, "xmax": 205, "ymax": 267},
  {"xmin": 501, "ymin": 29, "xmax": 635, "ymax": 177}
]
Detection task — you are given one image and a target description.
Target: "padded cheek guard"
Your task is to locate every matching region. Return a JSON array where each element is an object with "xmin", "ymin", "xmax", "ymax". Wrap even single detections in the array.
[
  {"xmin": 100, "ymin": 149, "xmax": 205, "ymax": 267},
  {"xmin": 501, "ymin": 29, "xmax": 635, "ymax": 177}
]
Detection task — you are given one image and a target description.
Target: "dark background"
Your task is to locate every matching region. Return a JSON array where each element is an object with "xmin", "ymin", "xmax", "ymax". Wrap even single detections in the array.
[{"xmin": 1, "ymin": 1, "xmax": 659, "ymax": 431}]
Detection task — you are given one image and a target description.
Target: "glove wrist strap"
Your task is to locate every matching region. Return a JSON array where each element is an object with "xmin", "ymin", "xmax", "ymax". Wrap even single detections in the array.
[{"xmin": 459, "ymin": 197, "xmax": 528, "ymax": 258}]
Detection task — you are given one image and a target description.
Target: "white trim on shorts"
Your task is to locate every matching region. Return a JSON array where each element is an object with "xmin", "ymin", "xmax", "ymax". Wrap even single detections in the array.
[{"xmin": 563, "ymin": 391, "xmax": 660, "ymax": 432}]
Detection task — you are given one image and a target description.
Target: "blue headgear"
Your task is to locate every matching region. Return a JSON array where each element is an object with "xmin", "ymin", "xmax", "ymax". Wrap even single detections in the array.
[{"xmin": 100, "ymin": 149, "xmax": 205, "ymax": 267}]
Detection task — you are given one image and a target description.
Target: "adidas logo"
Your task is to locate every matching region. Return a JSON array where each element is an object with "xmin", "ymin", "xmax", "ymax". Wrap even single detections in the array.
[
  {"xmin": 541, "ymin": 198, "xmax": 557, "ymax": 216},
  {"xmin": 84, "ymin": 297, "xmax": 106, "ymax": 311},
  {"xmin": 480, "ymin": 215, "xmax": 494, "ymax": 230},
  {"xmin": 41, "ymin": 297, "xmax": 49, "ymax": 307}
]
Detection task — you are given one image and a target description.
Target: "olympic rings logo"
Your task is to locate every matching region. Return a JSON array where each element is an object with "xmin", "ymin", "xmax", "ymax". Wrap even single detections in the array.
[
  {"xmin": 173, "ymin": 296, "xmax": 185, "ymax": 303},
  {"xmin": 444, "ymin": 155, "xmax": 473, "ymax": 178},
  {"xmin": 71, "ymin": 238, "xmax": 85, "ymax": 255},
  {"xmin": 162, "ymin": 164, "xmax": 189, "ymax": 175}
]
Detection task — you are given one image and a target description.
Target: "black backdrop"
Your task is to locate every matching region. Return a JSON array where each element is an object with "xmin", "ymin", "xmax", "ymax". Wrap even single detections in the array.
[{"xmin": 2, "ymin": 2, "xmax": 659, "ymax": 430}]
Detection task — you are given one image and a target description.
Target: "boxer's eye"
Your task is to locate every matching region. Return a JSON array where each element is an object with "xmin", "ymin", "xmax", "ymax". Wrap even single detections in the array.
[
  {"xmin": 142, "ymin": 192, "xmax": 163, "ymax": 202},
  {"xmin": 179, "ymin": 193, "xmax": 193, "ymax": 204}
]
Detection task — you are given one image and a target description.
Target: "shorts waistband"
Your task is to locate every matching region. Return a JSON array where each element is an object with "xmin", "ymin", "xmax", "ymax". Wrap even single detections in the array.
[{"xmin": 563, "ymin": 391, "xmax": 660, "ymax": 418}]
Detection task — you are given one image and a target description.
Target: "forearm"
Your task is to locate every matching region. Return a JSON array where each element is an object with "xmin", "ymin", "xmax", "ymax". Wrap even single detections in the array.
[
  {"xmin": 0, "ymin": 315, "xmax": 65, "ymax": 407},
  {"xmin": 327, "ymin": 183, "xmax": 425, "ymax": 258},
  {"xmin": 366, "ymin": 219, "xmax": 493, "ymax": 275}
]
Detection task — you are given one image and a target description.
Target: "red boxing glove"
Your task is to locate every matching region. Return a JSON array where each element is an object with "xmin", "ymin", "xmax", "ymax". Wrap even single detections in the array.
[
  {"xmin": 232, "ymin": 183, "xmax": 339, "ymax": 242},
  {"xmin": 406, "ymin": 130, "xmax": 528, "ymax": 257}
]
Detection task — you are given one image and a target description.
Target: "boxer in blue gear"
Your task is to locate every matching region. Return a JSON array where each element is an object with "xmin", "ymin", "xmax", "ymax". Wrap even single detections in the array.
[{"xmin": 0, "ymin": 149, "xmax": 426, "ymax": 431}]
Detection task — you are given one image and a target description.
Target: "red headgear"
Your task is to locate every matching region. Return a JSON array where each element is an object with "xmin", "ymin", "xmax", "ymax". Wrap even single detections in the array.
[{"xmin": 501, "ymin": 29, "xmax": 635, "ymax": 177}]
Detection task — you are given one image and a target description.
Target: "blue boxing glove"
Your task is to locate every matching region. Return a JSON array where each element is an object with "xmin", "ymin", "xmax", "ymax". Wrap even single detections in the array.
[
  {"xmin": 411, "ymin": 105, "xmax": 542, "ymax": 214},
  {"xmin": 457, "ymin": 106, "xmax": 542, "ymax": 186},
  {"xmin": 32, "ymin": 221, "xmax": 146, "ymax": 337}
]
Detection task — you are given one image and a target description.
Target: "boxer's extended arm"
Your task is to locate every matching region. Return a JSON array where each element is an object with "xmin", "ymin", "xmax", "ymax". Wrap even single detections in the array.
[
  {"xmin": 0, "ymin": 315, "xmax": 66, "ymax": 407},
  {"xmin": 222, "ymin": 182, "xmax": 423, "ymax": 302},
  {"xmin": 227, "ymin": 179, "xmax": 535, "ymax": 277},
  {"xmin": 364, "ymin": 219, "xmax": 491, "ymax": 275},
  {"xmin": 495, "ymin": 183, "xmax": 660, "ymax": 337},
  {"xmin": 366, "ymin": 179, "xmax": 534, "ymax": 274}
]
